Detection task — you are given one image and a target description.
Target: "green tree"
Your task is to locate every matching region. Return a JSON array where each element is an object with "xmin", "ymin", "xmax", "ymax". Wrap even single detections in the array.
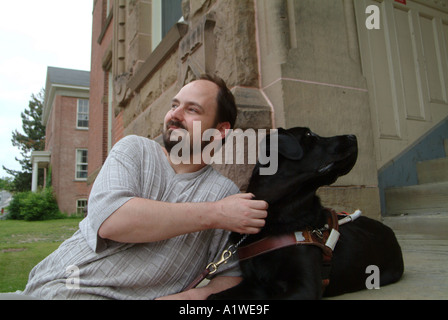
[
  {"xmin": 2, "ymin": 90, "xmax": 46, "ymax": 192},
  {"xmin": 0, "ymin": 176, "xmax": 13, "ymax": 191}
]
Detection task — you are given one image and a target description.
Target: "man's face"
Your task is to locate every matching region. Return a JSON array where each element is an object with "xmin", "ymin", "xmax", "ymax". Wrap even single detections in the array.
[{"xmin": 163, "ymin": 80, "xmax": 223, "ymax": 153}]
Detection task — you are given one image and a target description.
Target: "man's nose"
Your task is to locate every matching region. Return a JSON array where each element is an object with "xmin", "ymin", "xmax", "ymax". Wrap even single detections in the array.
[{"xmin": 170, "ymin": 105, "xmax": 184, "ymax": 120}]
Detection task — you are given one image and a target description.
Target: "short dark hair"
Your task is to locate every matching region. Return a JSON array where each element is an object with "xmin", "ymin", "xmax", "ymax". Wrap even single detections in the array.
[{"xmin": 199, "ymin": 74, "xmax": 237, "ymax": 129}]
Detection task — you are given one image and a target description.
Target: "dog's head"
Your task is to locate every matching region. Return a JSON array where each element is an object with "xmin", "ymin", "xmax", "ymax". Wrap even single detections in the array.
[{"xmin": 247, "ymin": 127, "xmax": 358, "ymax": 204}]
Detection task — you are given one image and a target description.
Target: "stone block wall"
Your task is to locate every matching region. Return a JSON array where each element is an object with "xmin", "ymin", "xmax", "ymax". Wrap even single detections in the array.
[{"xmin": 105, "ymin": 0, "xmax": 383, "ymax": 218}]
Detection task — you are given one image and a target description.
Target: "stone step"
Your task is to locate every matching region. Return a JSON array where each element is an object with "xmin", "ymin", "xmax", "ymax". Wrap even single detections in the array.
[
  {"xmin": 417, "ymin": 157, "xmax": 448, "ymax": 184},
  {"xmin": 385, "ymin": 182, "xmax": 448, "ymax": 216}
]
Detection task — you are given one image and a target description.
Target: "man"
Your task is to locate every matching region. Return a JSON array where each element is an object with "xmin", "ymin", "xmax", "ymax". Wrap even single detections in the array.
[{"xmin": 7, "ymin": 75, "xmax": 267, "ymax": 300}]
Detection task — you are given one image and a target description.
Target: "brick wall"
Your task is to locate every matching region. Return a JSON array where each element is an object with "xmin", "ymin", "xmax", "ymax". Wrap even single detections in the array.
[
  {"xmin": 88, "ymin": 0, "xmax": 114, "ymax": 192},
  {"xmin": 113, "ymin": 110, "xmax": 124, "ymax": 145},
  {"xmin": 47, "ymin": 95, "xmax": 89, "ymax": 214}
]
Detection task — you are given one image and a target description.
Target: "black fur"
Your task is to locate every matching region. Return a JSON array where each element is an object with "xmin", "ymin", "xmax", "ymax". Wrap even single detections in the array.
[{"xmin": 209, "ymin": 127, "xmax": 404, "ymax": 300}]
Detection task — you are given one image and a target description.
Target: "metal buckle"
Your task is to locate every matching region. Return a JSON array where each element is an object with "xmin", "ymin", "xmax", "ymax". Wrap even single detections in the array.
[
  {"xmin": 206, "ymin": 249, "xmax": 233, "ymax": 275},
  {"xmin": 312, "ymin": 229, "xmax": 324, "ymax": 239}
]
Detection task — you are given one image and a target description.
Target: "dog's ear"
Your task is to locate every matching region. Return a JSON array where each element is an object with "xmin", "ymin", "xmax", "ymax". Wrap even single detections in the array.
[
  {"xmin": 260, "ymin": 128, "xmax": 303, "ymax": 161},
  {"xmin": 277, "ymin": 128, "xmax": 303, "ymax": 160}
]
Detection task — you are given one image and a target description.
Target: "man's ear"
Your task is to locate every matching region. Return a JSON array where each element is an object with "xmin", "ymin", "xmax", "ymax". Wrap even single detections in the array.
[{"xmin": 215, "ymin": 122, "xmax": 231, "ymax": 141}]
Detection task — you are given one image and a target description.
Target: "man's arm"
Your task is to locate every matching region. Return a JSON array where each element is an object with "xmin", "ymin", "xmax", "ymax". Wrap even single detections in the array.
[
  {"xmin": 98, "ymin": 193, "xmax": 268, "ymax": 243},
  {"xmin": 155, "ymin": 276, "xmax": 242, "ymax": 300}
]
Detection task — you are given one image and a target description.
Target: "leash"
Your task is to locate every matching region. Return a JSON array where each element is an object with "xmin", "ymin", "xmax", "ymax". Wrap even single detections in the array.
[{"xmin": 183, "ymin": 234, "xmax": 248, "ymax": 291}]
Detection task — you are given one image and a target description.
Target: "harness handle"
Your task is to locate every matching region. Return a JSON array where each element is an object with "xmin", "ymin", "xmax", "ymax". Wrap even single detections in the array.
[{"xmin": 338, "ymin": 210, "xmax": 362, "ymax": 226}]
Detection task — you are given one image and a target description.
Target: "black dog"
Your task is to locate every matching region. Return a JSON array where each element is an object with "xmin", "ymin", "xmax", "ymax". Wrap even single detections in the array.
[{"xmin": 209, "ymin": 127, "xmax": 403, "ymax": 300}]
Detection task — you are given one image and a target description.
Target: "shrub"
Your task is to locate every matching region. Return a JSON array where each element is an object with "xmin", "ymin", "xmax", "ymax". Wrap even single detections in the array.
[
  {"xmin": 6, "ymin": 188, "xmax": 64, "ymax": 221},
  {"xmin": 6, "ymin": 191, "xmax": 28, "ymax": 220}
]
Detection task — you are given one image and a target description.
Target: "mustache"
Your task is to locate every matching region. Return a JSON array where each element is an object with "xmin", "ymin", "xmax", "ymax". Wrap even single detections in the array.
[
  {"xmin": 166, "ymin": 120, "xmax": 186, "ymax": 131},
  {"xmin": 166, "ymin": 120, "xmax": 186, "ymax": 130}
]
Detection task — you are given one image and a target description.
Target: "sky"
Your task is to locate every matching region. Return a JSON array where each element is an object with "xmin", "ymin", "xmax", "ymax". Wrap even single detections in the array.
[{"xmin": 0, "ymin": 1, "xmax": 93, "ymax": 178}]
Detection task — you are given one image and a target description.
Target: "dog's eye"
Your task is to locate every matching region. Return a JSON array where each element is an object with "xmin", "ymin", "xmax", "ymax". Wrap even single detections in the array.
[{"xmin": 305, "ymin": 131, "xmax": 313, "ymax": 137}]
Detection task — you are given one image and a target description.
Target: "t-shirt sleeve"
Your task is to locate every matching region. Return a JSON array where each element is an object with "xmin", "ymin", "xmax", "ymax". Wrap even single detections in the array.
[{"xmin": 80, "ymin": 135, "xmax": 143, "ymax": 253}]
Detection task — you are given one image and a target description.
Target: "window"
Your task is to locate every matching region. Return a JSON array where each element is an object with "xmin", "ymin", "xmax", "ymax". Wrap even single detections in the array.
[
  {"xmin": 152, "ymin": 0, "xmax": 183, "ymax": 50},
  {"xmin": 76, "ymin": 199, "xmax": 88, "ymax": 215},
  {"xmin": 162, "ymin": 0, "xmax": 183, "ymax": 37},
  {"xmin": 106, "ymin": 0, "xmax": 113, "ymax": 16},
  {"xmin": 152, "ymin": 0, "xmax": 162, "ymax": 50},
  {"xmin": 76, "ymin": 149, "xmax": 88, "ymax": 180},
  {"xmin": 77, "ymin": 99, "xmax": 89, "ymax": 129}
]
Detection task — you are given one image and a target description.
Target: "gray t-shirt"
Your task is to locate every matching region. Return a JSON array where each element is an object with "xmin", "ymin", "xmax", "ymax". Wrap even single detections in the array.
[{"xmin": 21, "ymin": 135, "xmax": 241, "ymax": 300}]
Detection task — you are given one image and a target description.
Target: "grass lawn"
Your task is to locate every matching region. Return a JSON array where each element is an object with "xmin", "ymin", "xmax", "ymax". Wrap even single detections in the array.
[{"xmin": 0, "ymin": 218, "xmax": 82, "ymax": 293}]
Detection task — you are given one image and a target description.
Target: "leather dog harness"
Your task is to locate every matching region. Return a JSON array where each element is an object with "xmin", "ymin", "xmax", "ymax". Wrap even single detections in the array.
[
  {"xmin": 237, "ymin": 209, "xmax": 339, "ymax": 261},
  {"xmin": 184, "ymin": 209, "xmax": 362, "ymax": 292},
  {"xmin": 236, "ymin": 208, "xmax": 341, "ymax": 289}
]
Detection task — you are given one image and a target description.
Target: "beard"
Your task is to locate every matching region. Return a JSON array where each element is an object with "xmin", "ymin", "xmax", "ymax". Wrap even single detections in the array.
[
  {"xmin": 162, "ymin": 120, "xmax": 186, "ymax": 154},
  {"xmin": 162, "ymin": 120, "xmax": 211, "ymax": 157}
]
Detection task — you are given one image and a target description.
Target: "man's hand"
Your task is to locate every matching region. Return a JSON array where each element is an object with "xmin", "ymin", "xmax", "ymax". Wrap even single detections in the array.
[
  {"xmin": 156, "ymin": 276, "xmax": 242, "ymax": 300},
  {"xmin": 212, "ymin": 193, "xmax": 268, "ymax": 234}
]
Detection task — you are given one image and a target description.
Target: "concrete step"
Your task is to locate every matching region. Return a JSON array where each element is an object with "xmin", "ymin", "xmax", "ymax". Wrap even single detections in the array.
[
  {"xmin": 385, "ymin": 182, "xmax": 448, "ymax": 216},
  {"xmin": 417, "ymin": 157, "xmax": 448, "ymax": 184}
]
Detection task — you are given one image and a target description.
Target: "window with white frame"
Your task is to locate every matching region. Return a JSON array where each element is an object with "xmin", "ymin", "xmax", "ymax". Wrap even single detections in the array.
[
  {"xmin": 152, "ymin": 0, "xmax": 183, "ymax": 50},
  {"xmin": 106, "ymin": 0, "xmax": 113, "ymax": 16},
  {"xmin": 76, "ymin": 199, "xmax": 88, "ymax": 215},
  {"xmin": 76, "ymin": 149, "xmax": 88, "ymax": 180},
  {"xmin": 77, "ymin": 99, "xmax": 89, "ymax": 129}
]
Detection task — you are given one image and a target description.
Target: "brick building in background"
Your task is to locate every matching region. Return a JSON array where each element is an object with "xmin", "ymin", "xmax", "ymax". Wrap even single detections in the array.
[{"xmin": 32, "ymin": 66, "xmax": 90, "ymax": 215}]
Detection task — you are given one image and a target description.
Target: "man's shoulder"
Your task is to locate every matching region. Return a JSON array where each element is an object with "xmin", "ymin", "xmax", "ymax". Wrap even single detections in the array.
[
  {"xmin": 116, "ymin": 134, "xmax": 156, "ymax": 147},
  {"xmin": 113, "ymin": 135, "xmax": 160, "ymax": 155}
]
